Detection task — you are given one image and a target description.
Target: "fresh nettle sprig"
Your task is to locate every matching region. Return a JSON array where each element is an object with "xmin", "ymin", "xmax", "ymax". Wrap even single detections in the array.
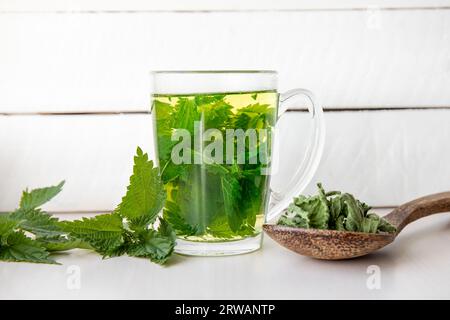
[{"xmin": 0, "ymin": 147, "xmax": 176, "ymax": 265}]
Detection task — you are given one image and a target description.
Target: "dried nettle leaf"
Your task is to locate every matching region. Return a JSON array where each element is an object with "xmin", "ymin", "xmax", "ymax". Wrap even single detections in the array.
[{"xmin": 277, "ymin": 184, "xmax": 396, "ymax": 234}]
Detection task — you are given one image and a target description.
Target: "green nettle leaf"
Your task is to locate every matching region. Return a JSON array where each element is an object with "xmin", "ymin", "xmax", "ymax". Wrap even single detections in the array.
[
  {"xmin": 277, "ymin": 204, "xmax": 310, "ymax": 228},
  {"xmin": 207, "ymin": 213, "xmax": 256, "ymax": 239},
  {"xmin": 358, "ymin": 200, "xmax": 372, "ymax": 215},
  {"xmin": 203, "ymin": 162, "xmax": 247, "ymax": 233},
  {"xmin": 220, "ymin": 173, "xmax": 242, "ymax": 232},
  {"xmin": 153, "ymin": 100, "xmax": 176, "ymax": 161},
  {"xmin": 152, "ymin": 92, "xmax": 278, "ymax": 240},
  {"xmin": 173, "ymin": 97, "xmax": 199, "ymax": 134},
  {"xmin": 160, "ymin": 160, "xmax": 188, "ymax": 185},
  {"xmin": 206, "ymin": 215, "xmax": 233, "ymax": 238},
  {"xmin": 127, "ymin": 219, "xmax": 176, "ymax": 265},
  {"xmin": 329, "ymin": 196, "xmax": 343, "ymax": 228},
  {"xmin": 234, "ymin": 104, "xmax": 274, "ymax": 130},
  {"xmin": 163, "ymin": 200, "xmax": 198, "ymax": 236},
  {"xmin": 9, "ymin": 208, "xmax": 64, "ymax": 238},
  {"xmin": 342, "ymin": 193, "xmax": 364, "ymax": 232},
  {"xmin": 0, "ymin": 146, "xmax": 178, "ymax": 265},
  {"xmin": 153, "ymin": 100, "xmax": 173, "ymax": 130},
  {"xmin": 204, "ymin": 162, "xmax": 229, "ymax": 176},
  {"xmin": 238, "ymin": 175, "xmax": 264, "ymax": 229},
  {"xmin": 277, "ymin": 183, "xmax": 397, "ymax": 234},
  {"xmin": 234, "ymin": 112, "xmax": 252, "ymax": 130},
  {"xmin": 361, "ymin": 215, "xmax": 380, "ymax": 233},
  {"xmin": 292, "ymin": 195, "xmax": 329, "ymax": 229},
  {"xmin": 19, "ymin": 181, "xmax": 65, "ymax": 210},
  {"xmin": 0, "ymin": 231, "xmax": 58, "ymax": 264},
  {"xmin": 157, "ymin": 218, "xmax": 176, "ymax": 240},
  {"xmin": 198, "ymin": 100, "xmax": 233, "ymax": 130},
  {"xmin": 0, "ymin": 182, "xmax": 69, "ymax": 264},
  {"xmin": 0, "ymin": 215, "xmax": 20, "ymax": 245},
  {"xmin": 158, "ymin": 136, "xmax": 177, "ymax": 163},
  {"xmin": 376, "ymin": 215, "xmax": 398, "ymax": 233},
  {"xmin": 194, "ymin": 94, "xmax": 226, "ymax": 105},
  {"xmin": 61, "ymin": 214, "xmax": 124, "ymax": 257},
  {"xmin": 176, "ymin": 165, "xmax": 221, "ymax": 234},
  {"xmin": 117, "ymin": 147, "xmax": 166, "ymax": 231},
  {"xmin": 36, "ymin": 236, "xmax": 92, "ymax": 252},
  {"xmin": 335, "ymin": 215, "xmax": 346, "ymax": 231}
]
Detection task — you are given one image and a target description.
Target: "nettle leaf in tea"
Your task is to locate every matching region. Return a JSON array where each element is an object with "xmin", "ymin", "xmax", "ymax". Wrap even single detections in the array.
[
  {"xmin": 152, "ymin": 91, "xmax": 278, "ymax": 241},
  {"xmin": 277, "ymin": 183, "xmax": 397, "ymax": 234}
]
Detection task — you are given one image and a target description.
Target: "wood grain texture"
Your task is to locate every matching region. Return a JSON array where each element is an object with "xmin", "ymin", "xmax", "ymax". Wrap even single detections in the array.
[
  {"xmin": 0, "ymin": 114, "xmax": 154, "ymax": 212},
  {"xmin": 385, "ymin": 191, "xmax": 450, "ymax": 231},
  {"xmin": 263, "ymin": 224, "xmax": 395, "ymax": 260},
  {"xmin": 1, "ymin": 10, "xmax": 449, "ymax": 112},
  {"xmin": 0, "ymin": 109, "xmax": 449, "ymax": 211},
  {"xmin": 283, "ymin": 110, "xmax": 450, "ymax": 207}
]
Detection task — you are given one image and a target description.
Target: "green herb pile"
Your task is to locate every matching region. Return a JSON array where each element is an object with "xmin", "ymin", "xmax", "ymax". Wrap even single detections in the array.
[
  {"xmin": 153, "ymin": 91, "xmax": 277, "ymax": 239},
  {"xmin": 0, "ymin": 147, "xmax": 175, "ymax": 265},
  {"xmin": 277, "ymin": 183, "xmax": 396, "ymax": 234}
]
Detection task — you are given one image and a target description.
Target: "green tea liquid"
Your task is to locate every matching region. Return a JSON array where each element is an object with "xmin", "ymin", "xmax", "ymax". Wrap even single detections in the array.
[{"xmin": 152, "ymin": 91, "xmax": 278, "ymax": 242}]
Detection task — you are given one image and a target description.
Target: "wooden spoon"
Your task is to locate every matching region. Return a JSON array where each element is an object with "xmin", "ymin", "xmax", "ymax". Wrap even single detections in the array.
[{"xmin": 263, "ymin": 192, "xmax": 450, "ymax": 260}]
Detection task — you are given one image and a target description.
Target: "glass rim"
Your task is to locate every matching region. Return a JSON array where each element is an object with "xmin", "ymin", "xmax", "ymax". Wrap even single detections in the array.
[{"xmin": 150, "ymin": 70, "xmax": 277, "ymax": 75}]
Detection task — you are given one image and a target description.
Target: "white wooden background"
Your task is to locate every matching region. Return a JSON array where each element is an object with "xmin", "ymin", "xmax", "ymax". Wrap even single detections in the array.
[{"xmin": 1, "ymin": 0, "xmax": 450, "ymax": 212}]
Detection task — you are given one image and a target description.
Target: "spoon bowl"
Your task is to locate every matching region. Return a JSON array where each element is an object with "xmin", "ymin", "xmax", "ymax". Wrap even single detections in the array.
[
  {"xmin": 263, "ymin": 225, "xmax": 395, "ymax": 260},
  {"xmin": 264, "ymin": 191, "xmax": 450, "ymax": 260}
]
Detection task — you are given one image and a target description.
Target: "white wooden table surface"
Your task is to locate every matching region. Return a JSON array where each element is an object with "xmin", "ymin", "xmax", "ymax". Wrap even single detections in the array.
[
  {"xmin": 2, "ymin": 1, "xmax": 450, "ymax": 211},
  {"xmin": 1, "ymin": 210, "xmax": 449, "ymax": 300}
]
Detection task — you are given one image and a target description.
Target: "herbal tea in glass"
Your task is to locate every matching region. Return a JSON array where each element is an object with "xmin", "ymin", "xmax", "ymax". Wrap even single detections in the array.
[
  {"xmin": 150, "ymin": 70, "xmax": 324, "ymax": 256},
  {"xmin": 152, "ymin": 91, "xmax": 278, "ymax": 243}
]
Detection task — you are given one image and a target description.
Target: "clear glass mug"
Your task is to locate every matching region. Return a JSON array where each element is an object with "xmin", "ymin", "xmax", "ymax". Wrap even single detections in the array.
[{"xmin": 150, "ymin": 70, "xmax": 325, "ymax": 256}]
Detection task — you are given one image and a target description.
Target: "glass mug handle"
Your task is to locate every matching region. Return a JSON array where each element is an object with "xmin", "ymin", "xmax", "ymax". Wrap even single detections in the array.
[{"xmin": 266, "ymin": 88, "xmax": 326, "ymax": 222}]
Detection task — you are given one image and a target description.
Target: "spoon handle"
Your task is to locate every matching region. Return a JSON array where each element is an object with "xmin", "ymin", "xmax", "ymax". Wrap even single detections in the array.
[{"xmin": 384, "ymin": 191, "xmax": 450, "ymax": 233}]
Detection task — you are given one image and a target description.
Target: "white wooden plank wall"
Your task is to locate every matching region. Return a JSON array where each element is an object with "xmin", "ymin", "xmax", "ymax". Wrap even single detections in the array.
[
  {"xmin": 1, "ymin": 10, "xmax": 450, "ymax": 111},
  {"xmin": 2, "ymin": 1, "xmax": 450, "ymax": 11},
  {"xmin": 1, "ymin": 1, "xmax": 450, "ymax": 211}
]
